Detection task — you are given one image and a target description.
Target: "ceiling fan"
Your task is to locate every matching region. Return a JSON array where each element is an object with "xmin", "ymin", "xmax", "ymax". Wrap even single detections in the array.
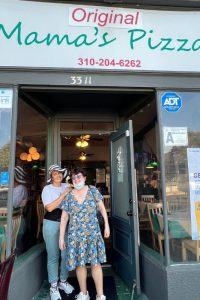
[
  {"xmin": 79, "ymin": 151, "xmax": 95, "ymax": 160},
  {"xmin": 76, "ymin": 134, "xmax": 103, "ymax": 147}
]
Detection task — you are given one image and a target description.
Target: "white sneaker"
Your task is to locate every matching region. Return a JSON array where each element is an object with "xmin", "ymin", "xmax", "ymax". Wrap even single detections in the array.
[
  {"xmin": 58, "ymin": 280, "xmax": 74, "ymax": 294},
  {"xmin": 50, "ymin": 287, "xmax": 61, "ymax": 300},
  {"xmin": 75, "ymin": 291, "xmax": 90, "ymax": 300},
  {"xmin": 96, "ymin": 295, "xmax": 106, "ymax": 300}
]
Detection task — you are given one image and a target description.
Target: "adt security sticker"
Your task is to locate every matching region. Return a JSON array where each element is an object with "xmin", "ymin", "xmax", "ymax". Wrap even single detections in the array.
[
  {"xmin": 161, "ymin": 92, "xmax": 182, "ymax": 112},
  {"xmin": 0, "ymin": 171, "xmax": 9, "ymax": 185}
]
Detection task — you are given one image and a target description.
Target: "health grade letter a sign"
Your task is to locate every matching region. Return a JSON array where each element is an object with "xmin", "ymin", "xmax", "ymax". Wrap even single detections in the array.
[{"xmin": 161, "ymin": 92, "xmax": 182, "ymax": 113}]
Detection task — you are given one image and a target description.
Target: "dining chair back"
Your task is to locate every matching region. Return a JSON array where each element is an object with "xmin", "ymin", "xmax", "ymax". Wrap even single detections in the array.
[
  {"xmin": 12, "ymin": 213, "xmax": 22, "ymax": 250},
  {"xmin": 0, "ymin": 249, "xmax": 16, "ymax": 300},
  {"xmin": 182, "ymin": 239, "xmax": 200, "ymax": 261},
  {"xmin": 0, "ymin": 207, "xmax": 7, "ymax": 217},
  {"xmin": 102, "ymin": 195, "xmax": 111, "ymax": 216},
  {"xmin": 167, "ymin": 196, "xmax": 179, "ymax": 214},
  {"xmin": 138, "ymin": 195, "xmax": 155, "ymax": 230},
  {"xmin": 0, "ymin": 209, "xmax": 22, "ymax": 262},
  {"xmin": 147, "ymin": 202, "xmax": 164, "ymax": 255},
  {"xmin": 141, "ymin": 195, "xmax": 155, "ymax": 203},
  {"xmin": 36, "ymin": 200, "xmax": 45, "ymax": 239}
]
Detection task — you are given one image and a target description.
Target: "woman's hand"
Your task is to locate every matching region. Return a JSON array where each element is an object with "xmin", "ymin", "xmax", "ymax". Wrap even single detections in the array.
[
  {"xmin": 59, "ymin": 237, "xmax": 65, "ymax": 251},
  {"xmin": 104, "ymin": 223, "xmax": 110, "ymax": 238},
  {"xmin": 45, "ymin": 187, "xmax": 72, "ymax": 212},
  {"xmin": 59, "ymin": 211, "xmax": 68, "ymax": 250},
  {"xmin": 62, "ymin": 186, "xmax": 72, "ymax": 197}
]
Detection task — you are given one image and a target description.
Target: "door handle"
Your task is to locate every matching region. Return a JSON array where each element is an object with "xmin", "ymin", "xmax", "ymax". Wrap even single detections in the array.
[{"xmin": 127, "ymin": 211, "xmax": 133, "ymax": 216}]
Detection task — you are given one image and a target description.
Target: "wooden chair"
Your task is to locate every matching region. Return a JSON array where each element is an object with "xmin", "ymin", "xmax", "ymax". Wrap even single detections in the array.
[
  {"xmin": 12, "ymin": 213, "xmax": 22, "ymax": 250},
  {"xmin": 167, "ymin": 196, "xmax": 179, "ymax": 214},
  {"xmin": 138, "ymin": 195, "xmax": 155, "ymax": 230},
  {"xmin": 103, "ymin": 195, "xmax": 111, "ymax": 216},
  {"xmin": 36, "ymin": 200, "xmax": 45, "ymax": 239},
  {"xmin": 141, "ymin": 195, "xmax": 155, "ymax": 203},
  {"xmin": 0, "ymin": 208, "xmax": 22, "ymax": 262},
  {"xmin": 0, "ymin": 249, "xmax": 16, "ymax": 300},
  {"xmin": 182, "ymin": 239, "xmax": 200, "ymax": 261},
  {"xmin": 147, "ymin": 202, "xmax": 164, "ymax": 255},
  {"xmin": 0, "ymin": 207, "xmax": 7, "ymax": 217}
]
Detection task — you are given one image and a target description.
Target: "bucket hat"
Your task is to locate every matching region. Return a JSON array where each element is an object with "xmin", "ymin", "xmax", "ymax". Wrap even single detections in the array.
[
  {"xmin": 14, "ymin": 166, "xmax": 27, "ymax": 184},
  {"xmin": 47, "ymin": 164, "xmax": 68, "ymax": 183}
]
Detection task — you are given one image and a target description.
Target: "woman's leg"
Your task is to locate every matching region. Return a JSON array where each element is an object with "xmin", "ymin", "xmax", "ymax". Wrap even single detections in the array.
[
  {"xmin": 43, "ymin": 219, "xmax": 60, "ymax": 284},
  {"xmin": 60, "ymin": 248, "xmax": 69, "ymax": 281},
  {"xmin": 76, "ymin": 266, "xmax": 88, "ymax": 294},
  {"xmin": 91, "ymin": 264, "xmax": 103, "ymax": 296}
]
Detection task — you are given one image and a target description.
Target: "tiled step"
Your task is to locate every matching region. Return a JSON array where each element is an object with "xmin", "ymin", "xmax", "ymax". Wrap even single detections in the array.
[{"xmin": 33, "ymin": 268, "xmax": 149, "ymax": 300}]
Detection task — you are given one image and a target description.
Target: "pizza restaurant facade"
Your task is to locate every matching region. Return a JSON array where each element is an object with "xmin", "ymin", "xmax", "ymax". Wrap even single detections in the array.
[{"xmin": 1, "ymin": 1, "xmax": 200, "ymax": 300}]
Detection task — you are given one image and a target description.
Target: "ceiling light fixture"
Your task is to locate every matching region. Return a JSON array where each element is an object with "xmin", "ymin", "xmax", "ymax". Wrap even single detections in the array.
[
  {"xmin": 146, "ymin": 162, "xmax": 154, "ymax": 169},
  {"xmin": 19, "ymin": 146, "xmax": 41, "ymax": 162},
  {"xmin": 79, "ymin": 152, "xmax": 87, "ymax": 161},
  {"xmin": 76, "ymin": 135, "xmax": 90, "ymax": 148},
  {"xmin": 76, "ymin": 140, "xmax": 89, "ymax": 148},
  {"xmin": 146, "ymin": 156, "xmax": 158, "ymax": 169}
]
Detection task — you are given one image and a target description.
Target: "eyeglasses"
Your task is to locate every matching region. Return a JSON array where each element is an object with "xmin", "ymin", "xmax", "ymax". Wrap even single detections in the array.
[{"xmin": 72, "ymin": 174, "xmax": 83, "ymax": 180}]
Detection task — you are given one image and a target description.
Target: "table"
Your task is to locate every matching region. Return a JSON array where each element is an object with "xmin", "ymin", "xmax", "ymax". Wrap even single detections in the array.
[
  {"xmin": 166, "ymin": 191, "xmax": 186, "ymax": 197},
  {"xmin": 157, "ymin": 211, "xmax": 191, "ymax": 238}
]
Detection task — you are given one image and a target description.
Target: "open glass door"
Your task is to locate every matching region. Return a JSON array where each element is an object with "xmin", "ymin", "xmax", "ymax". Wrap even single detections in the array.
[{"xmin": 111, "ymin": 120, "xmax": 140, "ymax": 294}]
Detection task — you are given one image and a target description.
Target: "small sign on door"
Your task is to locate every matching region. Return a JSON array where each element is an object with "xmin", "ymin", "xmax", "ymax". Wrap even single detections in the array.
[
  {"xmin": 163, "ymin": 127, "xmax": 188, "ymax": 147},
  {"xmin": 0, "ymin": 89, "xmax": 13, "ymax": 109}
]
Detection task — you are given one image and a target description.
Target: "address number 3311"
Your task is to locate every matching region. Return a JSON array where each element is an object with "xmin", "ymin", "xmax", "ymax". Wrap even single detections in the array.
[{"xmin": 69, "ymin": 76, "xmax": 92, "ymax": 85}]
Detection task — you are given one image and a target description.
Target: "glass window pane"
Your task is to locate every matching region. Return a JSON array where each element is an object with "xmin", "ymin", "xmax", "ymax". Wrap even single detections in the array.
[
  {"xmin": 133, "ymin": 99, "xmax": 163, "ymax": 255},
  {"xmin": 0, "ymin": 88, "xmax": 13, "ymax": 262},
  {"xmin": 159, "ymin": 91, "xmax": 200, "ymax": 263},
  {"xmin": 15, "ymin": 98, "xmax": 47, "ymax": 256}
]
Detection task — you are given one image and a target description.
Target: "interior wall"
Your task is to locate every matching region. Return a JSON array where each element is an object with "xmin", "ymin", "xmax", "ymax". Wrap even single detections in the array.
[{"xmin": 143, "ymin": 128, "xmax": 157, "ymax": 157}]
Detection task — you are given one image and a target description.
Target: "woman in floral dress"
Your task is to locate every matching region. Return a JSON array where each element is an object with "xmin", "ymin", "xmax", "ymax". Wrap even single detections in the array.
[{"xmin": 59, "ymin": 168, "xmax": 110, "ymax": 300}]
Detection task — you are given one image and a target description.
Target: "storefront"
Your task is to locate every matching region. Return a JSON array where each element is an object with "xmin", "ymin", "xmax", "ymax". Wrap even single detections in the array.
[{"xmin": 1, "ymin": 1, "xmax": 200, "ymax": 300}]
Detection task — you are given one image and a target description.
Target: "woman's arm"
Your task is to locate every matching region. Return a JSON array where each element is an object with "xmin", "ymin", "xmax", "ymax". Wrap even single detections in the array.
[
  {"xmin": 45, "ymin": 187, "xmax": 71, "ymax": 212},
  {"xmin": 59, "ymin": 210, "xmax": 69, "ymax": 250},
  {"xmin": 98, "ymin": 201, "xmax": 110, "ymax": 238}
]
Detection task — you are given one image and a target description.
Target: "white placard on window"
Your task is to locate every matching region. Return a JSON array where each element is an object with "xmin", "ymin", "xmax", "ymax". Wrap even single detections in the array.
[
  {"xmin": 163, "ymin": 127, "xmax": 188, "ymax": 147},
  {"xmin": 0, "ymin": 89, "xmax": 13, "ymax": 109}
]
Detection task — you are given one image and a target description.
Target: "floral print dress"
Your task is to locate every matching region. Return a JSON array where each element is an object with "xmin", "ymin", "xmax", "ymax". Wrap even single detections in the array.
[{"xmin": 61, "ymin": 185, "xmax": 106, "ymax": 271}]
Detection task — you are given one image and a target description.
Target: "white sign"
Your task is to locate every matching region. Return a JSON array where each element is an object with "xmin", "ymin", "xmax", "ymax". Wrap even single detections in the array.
[
  {"xmin": 187, "ymin": 148, "xmax": 200, "ymax": 240},
  {"xmin": 163, "ymin": 127, "xmax": 188, "ymax": 147},
  {"xmin": 0, "ymin": 1, "xmax": 200, "ymax": 71},
  {"xmin": 116, "ymin": 146, "xmax": 124, "ymax": 183},
  {"xmin": 0, "ymin": 89, "xmax": 13, "ymax": 109}
]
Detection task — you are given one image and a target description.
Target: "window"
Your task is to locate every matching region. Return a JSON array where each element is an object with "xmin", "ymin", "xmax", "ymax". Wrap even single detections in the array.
[{"xmin": 159, "ymin": 91, "xmax": 200, "ymax": 263}]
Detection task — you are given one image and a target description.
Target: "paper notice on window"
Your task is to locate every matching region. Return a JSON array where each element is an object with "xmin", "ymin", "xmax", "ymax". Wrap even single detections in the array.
[
  {"xmin": 187, "ymin": 148, "xmax": 200, "ymax": 240},
  {"xmin": 0, "ymin": 89, "xmax": 13, "ymax": 109},
  {"xmin": 163, "ymin": 127, "xmax": 188, "ymax": 147}
]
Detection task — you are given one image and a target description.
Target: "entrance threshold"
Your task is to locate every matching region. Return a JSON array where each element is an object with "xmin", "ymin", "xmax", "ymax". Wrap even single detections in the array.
[{"xmin": 32, "ymin": 266, "xmax": 149, "ymax": 300}]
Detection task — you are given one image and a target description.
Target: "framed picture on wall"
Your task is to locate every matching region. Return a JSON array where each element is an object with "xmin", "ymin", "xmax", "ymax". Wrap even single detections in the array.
[{"xmin": 96, "ymin": 168, "xmax": 106, "ymax": 183}]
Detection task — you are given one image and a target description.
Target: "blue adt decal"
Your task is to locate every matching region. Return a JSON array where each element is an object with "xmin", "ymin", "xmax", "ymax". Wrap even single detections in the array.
[
  {"xmin": 0, "ymin": 171, "xmax": 9, "ymax": 185},
  {"xmin": 161, "ymin": 92, "xmax": 182, "ymax": 112}
]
